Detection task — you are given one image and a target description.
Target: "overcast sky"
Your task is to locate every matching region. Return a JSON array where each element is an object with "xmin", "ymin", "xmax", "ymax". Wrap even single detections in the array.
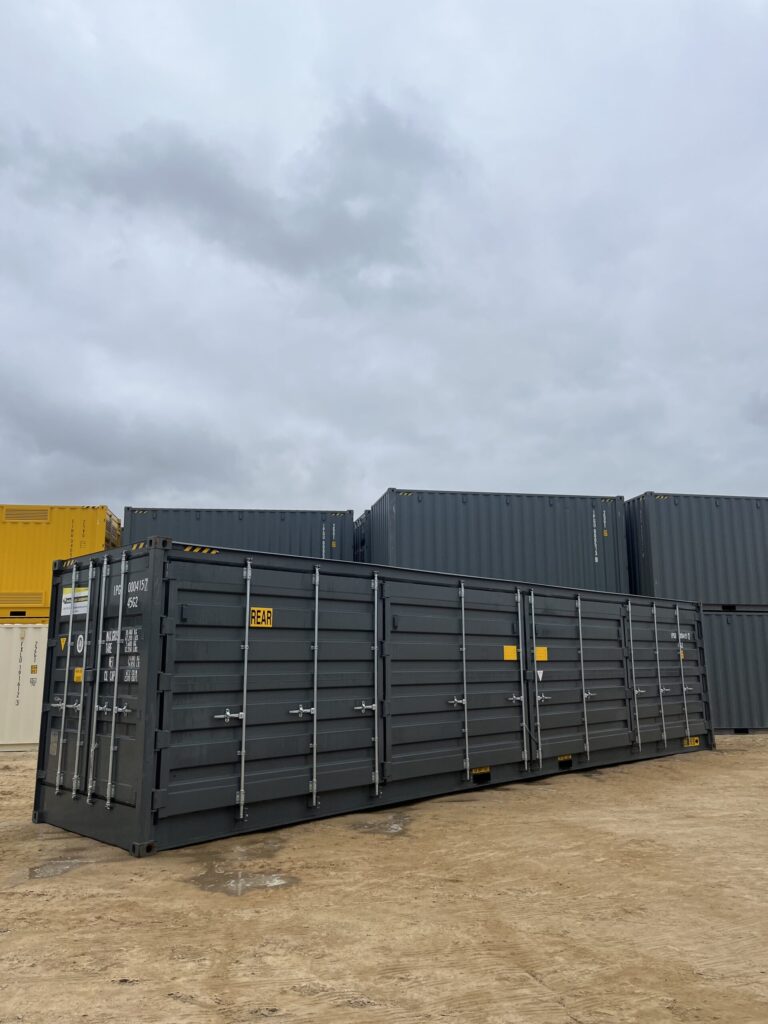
[{"xmin": 2, "ymin": 1, "xmax": 767, "ymax": 518}]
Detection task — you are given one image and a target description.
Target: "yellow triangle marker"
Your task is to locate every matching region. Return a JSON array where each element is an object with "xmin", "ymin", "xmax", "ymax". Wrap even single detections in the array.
[{"xmin": 60, "ymin": 637, "xmax": 67, "ymax": 652}]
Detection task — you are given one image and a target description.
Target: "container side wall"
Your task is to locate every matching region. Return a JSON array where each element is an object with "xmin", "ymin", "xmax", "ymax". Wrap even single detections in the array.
[
  {"xmin": 367, "ymin": 490, "xmax": 628, "ymax": 592},
  {"xmin": 703, "ymin": 611, "xmax": 768, "ymax": 730},
  {"xmin": 123, "ymin": 508, "xmax": 353, "ymax": 560},
  {"xmin": 0, "ymin": 505, "xmax": 118, "ymax": 620},
  {"xmin": 0, "ymin": 624, "xmax": 48, "ymax": 747},
  {"xmin": 628, "ymin": 493, "xmax": 768, "ymax": 604}
]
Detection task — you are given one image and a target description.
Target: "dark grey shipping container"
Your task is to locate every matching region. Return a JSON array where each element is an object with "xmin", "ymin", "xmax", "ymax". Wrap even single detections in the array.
[
  {"xmin": 627, "ymin": 492, "xmax": 768, "ymax": 605},
  {"xmin": 123, "ymin": 507, "xmax": 354, "ymax": 561},
  {"xmin": 34, "ymin": 541, "xmax": 712, "ymax": 855},
  {"xmin": 703, "ymin": 610, "xmax": 768, "ymax": 731},
  {"xmin": 356, "ymin": 489, "xmax": 629, "ymax": 593}
]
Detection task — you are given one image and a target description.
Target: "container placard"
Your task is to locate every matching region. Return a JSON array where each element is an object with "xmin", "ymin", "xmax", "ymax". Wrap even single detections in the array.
[
  {"xmin": 61, "ymin": 586, "xmax": 89, "ymax": 617},
  {"xmin": 250, "ymin": 607, "xmax": 273, "ymax": 628}
]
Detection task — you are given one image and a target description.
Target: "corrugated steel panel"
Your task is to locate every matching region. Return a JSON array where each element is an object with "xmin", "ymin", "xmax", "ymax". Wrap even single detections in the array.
[
  {"xmin": 0, "ymin": 505, "xmax": 120, "ymax": 621},
  {"xmin": 703, "ymin": 611, "xmax": 768, "ymax": 730},
  {"xmin": 360, "ymin": 489, "xmax": 629, "ymax": 592},
  {"xmin": 0, "ymin": 624, "xmax": 48, "ymax": 748},
  {"xmin": 627, "ymin": 492, "xmax": 768, "ymax": 604},
  {"xmin": 123, "ymin": 507, "xmax": 354, "ymax": 560},
  {"xmin": 33, "ymin": 541, "xmax": 711, "ymax": 855}
]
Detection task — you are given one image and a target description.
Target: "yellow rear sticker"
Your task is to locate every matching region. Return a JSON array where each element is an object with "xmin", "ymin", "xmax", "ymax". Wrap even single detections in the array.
[
  {"xmin": 680, "ymin": 649, "xmax": 685, "ymax": 660},
  {"xmin": 535, "ymin": 646, "xmax": 549, "ymax": 662},
  {"xmin": 59, "ymin": 637, "xmax": 67, "ymax": 652},
  {"xmin": 683, "ymin": 736, "xmax": 700, "ymax": 748},
  {"xmin": 250, "ymin": 607, "xmax": 273, "ymax": 628},
  {"xmin": 471, "ymin": 766, "xmax": 491, "ymax": 775},
  {"xmin": 74, "ymin": 667, "xmax": 84, "ymax": 684},
  {"xmin": 558, "ymin": 754, "xmax": 573, "ymax": 762},
  {"xmin": 30, "ymin": 664, "xmax": 38, "ymax": 675},
  {"xmin": 503, "ymin": 644, "xmax": 518, "ymax": 661}
]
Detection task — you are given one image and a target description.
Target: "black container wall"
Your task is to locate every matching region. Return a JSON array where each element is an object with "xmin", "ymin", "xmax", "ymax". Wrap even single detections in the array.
[
  {"xmin": 357, "ymin": 489, "xmax": 630, "ymax": 593},
  {"xmin": 34, "ymin": 542, "xmax": 713, "ymax": 856},
  {"xmin": 627, "ymin": 492, "xmax": 768, "ymax": 605},
  {"xmin": 703, "ymin": 610, "xmax": 768, "ymax": 731},
  {"xmin": 123, "ymin": 508, "xmax": 354, "ymax": 561}
]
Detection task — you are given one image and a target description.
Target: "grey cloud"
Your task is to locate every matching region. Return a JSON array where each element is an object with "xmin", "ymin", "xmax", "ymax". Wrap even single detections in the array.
[{"xmin": 7, "ymin": 98, "xmax": 456, "ymax": 290}]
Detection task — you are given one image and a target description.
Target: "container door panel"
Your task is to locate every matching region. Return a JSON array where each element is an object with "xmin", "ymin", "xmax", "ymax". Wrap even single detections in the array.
[
  {"xmin": 158, "ymin": 561, "xmax": 378, "ymax": 820},
  {"xmin": 526, "ymin": 591, "xmax": 633, "ymax": 766},
  {"xmin": 382, "ymin": 580, "xmax": 527, "ymax": 782}
]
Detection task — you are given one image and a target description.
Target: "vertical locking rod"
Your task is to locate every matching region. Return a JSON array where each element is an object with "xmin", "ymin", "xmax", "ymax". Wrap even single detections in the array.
[
  {"xmin": 530, "ymin": 591, "xmax": 543, "ymax": 770},
  {"xmin": 238, "ymin": 559, "xmax": 252, "ymax": 819},
  {"xmin": 372, "ymin": 572, "xmax": 381, "ymax": 795},
  {"xmin": 675, "ymin": 604, "xmax": 691, "ymax": 739},
  {"xmin": 71, "ymin": 560, "xmax": 94, "ymax": 796},
  {"xmin": 311, "ymin": 566, "xmax": 320, "ymax": 806},
  {"xmin": 105, "ymin": 552, "xmax": 127, "ymax": 811},
  {"xmin": 55, "ymin": 564, "xmax": 78, "ymax": 794},
  {"xmin": 628, "ymin": 601, "xmax": 642, "ymax": 751},
  {"xmin": 577, "ymin": 594, "xmax": 590, "ymax": 760},
  {"xmin": 652, "ymin": 603, "xmax": 668, "ymax": 747},
  {"xmin": 516, "ymin": 589, "xmax": 529, "ymax": 771},
  {"xmin": 86, "ymin": 556, "xmax": 110, "ymax": 803},
  {"xmin": 459, "ymin": 582, "xmax": 470, "ymax": 780}
]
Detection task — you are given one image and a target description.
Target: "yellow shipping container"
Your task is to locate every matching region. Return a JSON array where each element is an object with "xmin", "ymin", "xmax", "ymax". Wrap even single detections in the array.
[{"xmin": 0, "ymin": 505, "xmax": 121, "ymax": 622}]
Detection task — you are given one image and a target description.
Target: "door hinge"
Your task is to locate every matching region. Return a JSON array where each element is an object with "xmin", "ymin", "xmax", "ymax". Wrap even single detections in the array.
[{"xmin": 155, "ymin": 730, "xmax": 171, "ymax": 750}]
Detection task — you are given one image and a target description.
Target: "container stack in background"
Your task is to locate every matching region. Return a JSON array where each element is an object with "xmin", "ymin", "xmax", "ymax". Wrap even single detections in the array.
[
  {"xmin": 626, "ymin": 493, "xmax": 768, "ymax": 732},
  {"xmin": 123, "ymin": 506, "xmax": 355, "ymax": 559},
  {"xmin": 0, "ymin": 505, "xmax": 120, "ymax": 749},
  {"xmin": 354, "ymin": 488, "xmax": 629, "ymax": 591}
]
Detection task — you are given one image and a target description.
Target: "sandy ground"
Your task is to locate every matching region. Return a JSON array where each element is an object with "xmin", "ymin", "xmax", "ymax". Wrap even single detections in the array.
[{"xmin": 1, "ymin": 738, "xmax": 767, "ymax": 1024}]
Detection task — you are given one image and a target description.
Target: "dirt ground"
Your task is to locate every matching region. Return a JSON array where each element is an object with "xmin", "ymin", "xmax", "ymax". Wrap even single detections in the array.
[{"xmin": 1, "ymin": 738, "xmax": 767, "ymax": 1024}]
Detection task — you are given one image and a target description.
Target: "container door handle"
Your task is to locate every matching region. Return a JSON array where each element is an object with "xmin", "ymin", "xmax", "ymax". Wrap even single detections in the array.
[
  {"xmin": 214, "ymin": 708, "xmax": 244, "ymax": 725},
  {"xmin": 537, "ymin": 694, "xmax": 552, "ymax": 703},
  {"xmin": 448, "ymin": 697, "xmax": 466, "ymax": 708},
  {"xmin": 288, "ymin": 705, "xmax": 315, "ymax": 719},
  {"xmin": 353, "ymin": 702, "xmax": 376, "ymax": 714},
  {"xmin": 506, "ymin": 694, "xmax": 523, "ymax": 704}
]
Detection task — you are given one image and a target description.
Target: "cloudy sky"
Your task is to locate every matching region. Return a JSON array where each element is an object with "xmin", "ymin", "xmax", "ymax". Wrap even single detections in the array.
[{"xmin": 2, "ymin": 1, "xmax": 767, "ymax": 518}]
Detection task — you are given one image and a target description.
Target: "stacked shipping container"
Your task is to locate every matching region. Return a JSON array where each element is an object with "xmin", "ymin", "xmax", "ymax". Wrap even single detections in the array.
[
  {"xmin": 124, "ymin": 507, "xmax": 354, "ymax": 560},
  {"xmin": 356, "ymin": 489, "xmax": 629, "ymax": 593},
  {"xmin": 626, "ymin": 492, "xmax": 768, "ymax": 731}
]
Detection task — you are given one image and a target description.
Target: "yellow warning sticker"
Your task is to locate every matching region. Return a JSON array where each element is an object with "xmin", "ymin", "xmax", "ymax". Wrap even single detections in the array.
[
  {"xmin": 683, "ymin": 736, "xmax": 700, "ymax": 748},
  {"xmin": 250, "ymin": 607, "xmax": 273, "ymax": 628},
  {"xmin": 30, "ymin": 664, "xmax": 38, "ymax": 675},
  {"xmin": 603, "ymin": 529, "xmax": 609, "ymax": 537},
  {"xmin": 680, "ymin": 649, "xmax": 685, "ymax": 660},
  {"xmin": 503, "ymin": 644, "xmax": 518, "ymax": 661},
  {"xmin": 471, "ymin": 766, "xmax": 491, "ymax": 775},
  {"xmin": 535, "ymin": 646, "xmax": 549, "ymax": 662},
  {"xmin": 59, "ymin": 637, "xmax": 67, "ymax": 652},
  {"xmin": 74, "ymin": 667, "xmax": 84, "ymax": 684}
]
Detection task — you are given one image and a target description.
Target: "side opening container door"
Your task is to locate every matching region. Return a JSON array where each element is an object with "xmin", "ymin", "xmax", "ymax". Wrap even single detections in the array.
[
  {"xmin": 155, "ymin": 555, "xmax": 379, "ymax": 824},
  {"xmin": 40, "ymin": 550, "xmax": 150, "ymax": 810},
  {"xmin": 382, "ymin": 578, "xmax": 528, "ymax": 783},
  {"xmin": 526, "ymin": 589, "xmax": 634, "ymax": 768},
  {"xmin": 647, "ymin": 602, "xmax": 709, "ymax": 745}
]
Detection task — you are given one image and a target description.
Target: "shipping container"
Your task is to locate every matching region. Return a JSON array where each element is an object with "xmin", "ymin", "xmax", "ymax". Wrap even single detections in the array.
[
  {"xmin": 703, "ymin": 610, "xmax": 768, "ymax": 731},
  {"xmin": 0, "ymin": 505, "xmax": 120, "ymax": 622},
  {"xmin": 0, "ymin": 624, "xmax": 48, "ymax": 748},
  {"xmin": 33, "ymin": 540, "xmax": 712, "ymax": 855},
  {"xmin": 124, "ymin": 507, "xmax": 354, "ymax": 560},
  {"xmin": 356, "ymin": 489, "xmax": 629, "ymax": 593},
  {"xmin": 626, "ymin": 492, "xmax": 768, "ymax": 605}
]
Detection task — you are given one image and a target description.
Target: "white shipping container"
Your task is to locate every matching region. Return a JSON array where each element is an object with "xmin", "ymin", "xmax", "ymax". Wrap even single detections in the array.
[{"xmin": 0, "ymin": 624, "xmax": 48, "ymax": 748}]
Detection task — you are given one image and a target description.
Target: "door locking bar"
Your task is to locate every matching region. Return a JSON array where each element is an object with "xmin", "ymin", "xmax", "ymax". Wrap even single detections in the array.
[
  {"xmin": 627, "ymin": 600, "xmax": 642, "ymax": 751},
  {"xmin": 214, "ymin": 709, "xmax": 244, "ymax": 724},
  {"xmin": 86, "ymin": 555, "xmax": 110, "ymax": 805},
  {"xmin": 652, "ymin": 603, "xmax": 668, "ymax": 747},
  {"xmin": 289, "ymin": 704, "xmax": 315, "ymax": 719},
  {"xmin": 71, "ymin": 559, "xmax": 94, "ymax": 797},
  {"xmin": 55, "ymin": 563, "xmax": 78, "ymax": 794}
]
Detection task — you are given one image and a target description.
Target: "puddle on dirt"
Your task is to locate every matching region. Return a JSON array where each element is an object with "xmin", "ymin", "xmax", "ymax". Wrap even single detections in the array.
[
  {"xmin": 28, "ymin": 859, "xmax": 83, "ymax": 879},
  {"xmin": 190, "ymin": 863, "xmax": 298, "ymax": 896},
  {"xmin": 350, "ymin": 811, "xmax": 410, "ymax": 836}
]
